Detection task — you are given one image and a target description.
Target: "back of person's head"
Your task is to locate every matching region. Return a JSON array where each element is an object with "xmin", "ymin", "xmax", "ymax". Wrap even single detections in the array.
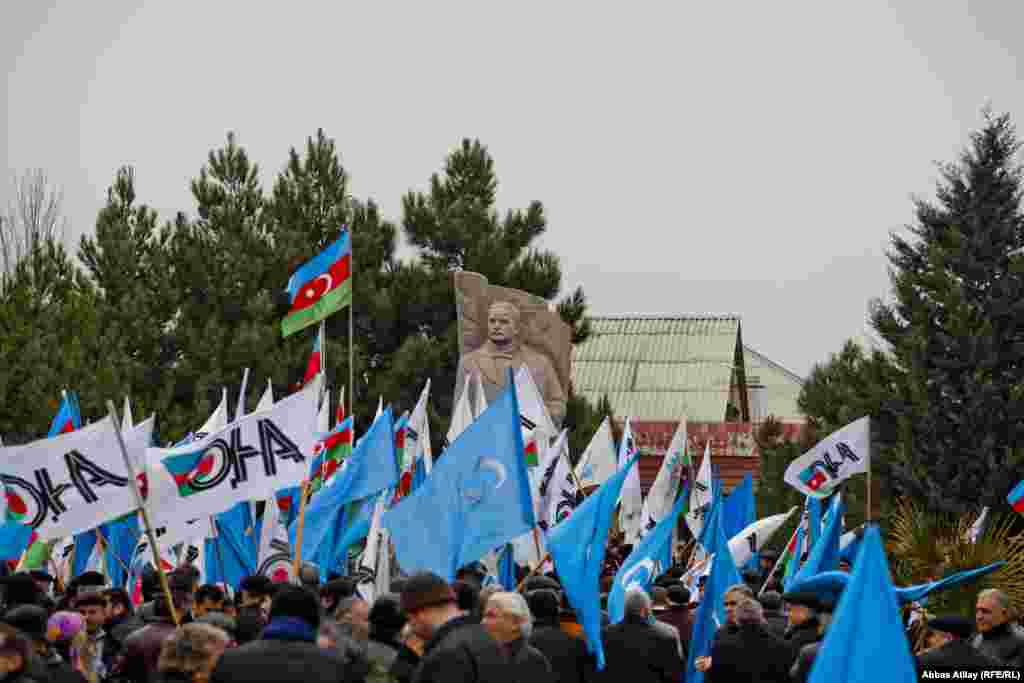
[
  {"xmin": 725, "ymin": 583, "xmax": 755, "ymax": 600},
  {"xmin": 0, "ymin": 574, "xmax": 41, "ymax": 609},
  {"xmin": 1, "ymin": 605, "xmax": 48, "ymax": 642},
  {"xmin": 298, "ymin": 563, "xmax": 320, "ymax": 590},
  {"xmin": 141, "ymin": 566, "xmax": 160, "ymax": 603},
  {"xmin": 72, "ymin": 592, "xmax": 107, "ymax": 611},
  {"xmin": 157, "ymin": 622, "xmax": 229, "ymax": 677},
  {"xmin": 734, "ymin": 597, "xmax": 766, "ymax": 627},
  {"xmin": 240, "ymin": 575, "xmax": 274, "ymax": 599},
  {"xmin": 759, "ymin": 591, "xmax": 783, "ymax": 612},
  {"xmin": 269, "ymin": 585, "xmax": 321, "ymax": 629},
  {"xmin": 452, "ymin": 580, "xmax": 479, "ymax": 613},
  {"xmin": 195, "ymin": 584, "xmax": 226, "ymax": 606},
  {"xmin": 667, "ymin": 584, "xmax": 691, "ymax": 607},
  {"xmin": 368, "ymin": 594, "xmax": 407, "ymax": 643},
  {"xmin": 486, "ymin": 592, "xmax": 534, "ymax": 639},
  {"xmin": 525, "ymin": 589, "xmax": 560, "ymax": 623},
  {"xmin": 623, "ymin": 590, "xmax": 652, "ymax": 620}
]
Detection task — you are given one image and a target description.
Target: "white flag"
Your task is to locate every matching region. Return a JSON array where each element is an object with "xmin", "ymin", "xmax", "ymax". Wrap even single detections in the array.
[
  {"xmin": 617, "ymin": 418, "xmax": 644, "ymax": 545},
  {"xmin": 235, "ymin": 368, "xmax": 251, "ymax": 423},
  {"xmin": 317, "ymin": 388, "xmax": 332, "ymax": 435},
  {"xmin": 375, "ymin": 396, "xmax": 384, "ymax": 420},
  {"xmin": 146, "ymin": 381, "xmax": 319, "ymax": 528},
  {"xmin": 641, "ymin": 419, "xmax": 687, "ymax": 537},
  {"xmin": 446, "ymin": 374, "xmax": 475, "ymax": 446},
  {"xmin": 685, "ymin": 443, "xmax": 713, "ymax": 540},
  {"xmin": 783, "ymin": 417, "xmax": 870, "ymax": 498},
  {"xmin": 574, "ymin": 417, "xmax": 617, "ymax": 490},
  {"xmin": 697, "ymin": 508, "xmax": 798, "ymax": 578},
  {"xmin": 968, "ymin": 507, "xmax": 989, "ymax": 544},
  {"xmin": 406, "ymin": 380, "xmax": 433, "ymax": 476},
  {"xmin": 357, "ymin": 495, "xmax": 390, "ymax": 603},
  {"xmin": 255, "ymin": 379, "xmax": 274, "ymax": 413},
  {"xmin": 515, "ymin": 366, "xmax": 557, "ymax": 439},
  {"xmin": 0, "ymin": 416, "xmax": 153, "ymax": 541},
  {"xmin": 257, "ymin": 496, "xmax": 289, "ymax": 569},
  {"xmin": 122, "ymin": 396, "xmax": 135, "ymax": 432},
  {"xmin": 538, "ymin": 430, "xmax": 577, "ymax": 532},
  {"xmin": 197, "ymin": 390, "xmax": 229, "ymax": 440},
  {"xmin": 472, "ymin": 372, "xmax": 488, "ymax": 419}
]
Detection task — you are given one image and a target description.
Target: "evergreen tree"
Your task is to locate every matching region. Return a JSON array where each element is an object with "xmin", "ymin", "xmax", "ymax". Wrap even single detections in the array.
[{"xmin": 869, "ymin": 111, "xmax": 1024, "ymax": 512}]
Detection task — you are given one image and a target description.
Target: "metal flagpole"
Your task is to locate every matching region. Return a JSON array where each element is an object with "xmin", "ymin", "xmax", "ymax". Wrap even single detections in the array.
[
  {"xmin": 865, "ymin": 418, "xmax": 872, "ymax": 524},
  {"xmin": 348, "ymin": 226, "xmax": 354, "ymax": 419},
  {"xmin": 105, "ymin": 400, "xmax": 179, "ymax": 626}
]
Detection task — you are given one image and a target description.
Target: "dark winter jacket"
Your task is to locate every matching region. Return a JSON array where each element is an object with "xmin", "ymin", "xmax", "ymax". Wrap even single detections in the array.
[
  {"xmin": 118, "ymin": 618, "xmax": 177, "ymax": 683},
  {"xmin": 918, "ymin": 639, "xmax": 1003, "ymax": 672},
  {"xmin": 790, "ymin": 641, "xmax": 822, "ymax": 683},
  {"xmin": 413, "ymin": 615, "xmax": 507, "ymax": 683},
  {"xmin": 762, "ymin": 610, "xmax": 788, "ymax": 639},
  {"xmin": 783, "ymin": 619, "xmax": 820, "ymax": 661},
  {"xmin": 708, "ymin": 623, "xmax": 792, "ymax": 683},
  {"xmin": 389, "ymin": 643, "xmax": 420, "ymax": 683},
  {"xmin": 529, "ymin": 620, "xmax": 594, "ymax": 683},
  {"xmin": 598, "ymin": 615, "xmax": 682, "ymax": 683},
  {"xmin": 505, "ymin": 638, "xmax": 553, "ymax": 683},
  {"xmin": 971, "ymin": 622, "xmax": 1024, "ymax": 667},
  {"xmin": 234, "ymin": 605, "xmax": 267, "ymax": 645}
]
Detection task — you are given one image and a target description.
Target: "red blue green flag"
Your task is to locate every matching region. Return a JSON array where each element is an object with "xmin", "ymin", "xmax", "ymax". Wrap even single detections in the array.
[
  {"xmin": 310, "ymin": 416, "xmax": 353, "ymax": 493},
  {"xmin": 48, "ymin": 391, "xmax": 81, "ymax": 437},
  {"xmin": 282, "ymin": 230, "xmax": 352, "ymax": 338},
  {"xmin": 303, "ymin": 327, "xmax": 323, "ymax": 385},
  {"xmin": 163, "ymin": 449, "xmax": 218, "ymax": 498},
  {"xmin": 1008, "ymin": 480, "xmax": 1024, "ymax": 513}
]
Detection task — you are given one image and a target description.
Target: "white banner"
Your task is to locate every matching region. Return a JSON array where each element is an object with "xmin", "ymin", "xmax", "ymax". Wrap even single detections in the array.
[
  {"xmin": 783, "ymin": 417, "xmax": 870, "ymax": 498},
  {"xmin": 685, "ymin": 443, "xmax": 713, "ymax": 541},
  {"xmin": 0, "ymin": 416, "xmax": 153, "ymax": 541},
  {"xmin": 146, "ymin": 381, "xmax": 318, "ymax": 528},
  {"xmin": 641, "ymin": 418, "xmax": 687, "ymax": 536},
  {"xmin": 574, "ymin": 417, "xmax": 617, "ymax": 490}
]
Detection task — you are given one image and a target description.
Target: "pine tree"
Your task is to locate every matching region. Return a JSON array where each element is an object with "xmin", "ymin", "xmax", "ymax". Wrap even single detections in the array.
[{"xmin": 870, "ymin": 111, "xmax": 1024, "ymax": 512}]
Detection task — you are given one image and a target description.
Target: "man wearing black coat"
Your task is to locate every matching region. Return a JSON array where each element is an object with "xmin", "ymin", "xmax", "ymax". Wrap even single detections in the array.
[
  {"xmin": 972, "ymin": 588, "xmax": 1024, "ymax": 667},
  {"xmin": 780, "ymin": 591, "xmax": 821, "ymax": 659},
  {"xmin": 210, "ymin": 585, "xmax": 366, "ymax": 683},
  {"xmin": 400, "ymin": 572, "xmax": 506, "ymax": 683},
  {"xmin": 917, "ymin": 615, "xmax": 1002, "ymax": 673},
  {"xmin": 527, "ymin": 589, "xmax": 593, "ymax": 683},
  {"xmin": 599, "ymin": 590, "xmax": 681, "ymax": 683},
  {"xmin": 758, "ymin": 591, "xmax": 788, "ymax": 638},
  {"xmin": 708, "ymin": 597, "xmax": 793, "ymax": 683}
]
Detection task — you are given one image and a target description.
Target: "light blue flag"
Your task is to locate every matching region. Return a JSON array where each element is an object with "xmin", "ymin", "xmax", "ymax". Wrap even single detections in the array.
[
  {"xmin": 808, "ymin": 526, "xmax": 916, "ymax": 683},
  {"xmin": 685, "ymin": 496, "xmax": 742, "ymax": 683},
  {"xmin": 722, "ymin": 473, "xmax": 755, "ymax": 540},
  {"xmin": 291, "ymin": 408, "xmax": 398, "ymax": 562},
  {"xmin": 807, "ymin": 496, "xmax": 823, "ymax": 551},
  {"xmin": 696, "ymin": 485, "xmax": 723, "ymax": 552},
  {"xmin": 499, "ymin": 543, "xmax": 517, "ymax": 590},
  {"xmin": 383, "ymin": 375, "xmax": 535, "ymax": 581},
  {"xmin": 548, "ymin": 452, "xmax": 639, "ymax": 672},
  {"xmin": 103, "ymin": 516, "xmax": 140, "ymax": 588},
  {"xmin": 894, "ymin": 561, "xmax": 1006, "ymax": 604},
  {"xmin": 609, "ymin": 485, "xmax": 689, "ymax": 624},
  {"xmin": 792, "ymin": 493, "xmax": 844, "ymax": 585}
]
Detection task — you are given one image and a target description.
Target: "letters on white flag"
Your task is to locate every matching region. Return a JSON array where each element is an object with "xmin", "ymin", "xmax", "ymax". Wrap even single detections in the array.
[
  {"xmin": 685, "ymin": 443, "xmax": 713, "ymax": 540},
  {"xmin": 0, "ymin": 416, "xmax": 153, "ymax": 541},
  {"xmin": 641, "ymin": 419, "xmax": 687, "ymax": 537},
  {"xmin": 783, "ymin": 416, "xmax": 870, "ymax": 498},
  {"xmin": 145, "ymin": 381, "xmax": 318, "ymax": 529}
]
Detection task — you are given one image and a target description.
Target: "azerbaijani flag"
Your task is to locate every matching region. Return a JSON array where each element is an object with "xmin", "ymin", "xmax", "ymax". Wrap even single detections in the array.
[
  {"xmin": 309, "ymin": 416, "xmax": 353, "ymax": 493},
  {"xmin": 48, "ymin": 391, "xmax": 81, "ymax": 437},
  {"xmin": 782, "ymin": 523, "xmax": 806, "ymax": 591},
  {"xmin": 799, "ymin": 463, "xmax": 828, "ymax": 492},
  {"xmin": 163, "ymin": 450, "xmax": 216, "ymax": 498},
  {"xmin": 1008, "ymin": 480, "xmax": 1024, "ymax": 513},
  {"xmin": 282, "ymin": 229, "xmax": 352, "ymax": 338},
  {"xmin": 524, "ymin": 434, "xmax": 540, "ymax": 467},
  {"xmin": 303, "ymin": 327, "xmax": 323, "ymax": 385}
]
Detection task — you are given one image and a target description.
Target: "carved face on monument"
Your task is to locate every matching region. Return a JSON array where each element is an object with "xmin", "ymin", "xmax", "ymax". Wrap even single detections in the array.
[{"xmin": 487, "ymin": 302, "xmax": 520, "ymax": 346}]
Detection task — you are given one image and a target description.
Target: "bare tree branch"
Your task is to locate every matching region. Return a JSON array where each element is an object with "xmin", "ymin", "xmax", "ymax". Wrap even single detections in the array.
[{"xmin": 1, "ymin": 169, "xmax": 68, "ymax": 279}]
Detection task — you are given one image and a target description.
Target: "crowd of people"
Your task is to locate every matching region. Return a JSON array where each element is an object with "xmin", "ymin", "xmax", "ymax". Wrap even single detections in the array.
[{"xmin": 0, "ymin": 542, "xmax": 1018, "ymax": 682}]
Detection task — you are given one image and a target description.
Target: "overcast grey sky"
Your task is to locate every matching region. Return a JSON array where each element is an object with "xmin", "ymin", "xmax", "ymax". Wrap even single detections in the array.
[{"xmin": 4, "ymin": 1, "xmax": 1022, "ymax": 378}]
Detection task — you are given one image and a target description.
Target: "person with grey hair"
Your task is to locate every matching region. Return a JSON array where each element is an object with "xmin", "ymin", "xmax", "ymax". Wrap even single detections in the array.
[
  {"xmin": 705, "ymin": 596, "xmax": 792, "ymax": 683},
  {"xmin": 481, "ymin": 592, "xmax": 552, "ymax": 680},
  {"xmin": 972, "ymin": 588, "xmax": 1024, "ymax": 667},
  {"xmin": 598, "ymin": 589, "xmax": 682, "ymax": 683},
  {"xmin": 334, "ymin": 595, "xmax": 370, "ymax": 642}
]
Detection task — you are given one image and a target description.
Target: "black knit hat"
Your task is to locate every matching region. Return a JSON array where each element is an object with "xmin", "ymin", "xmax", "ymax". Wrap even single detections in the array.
[
  {"xmin": 2, "ymin": 604, "xmax": 48, "ymax": 640},
  {"xmin": 400, "ymin": 572, "xmax": 456, "ymax": 614},
  {"xmin": 667, "ymin": 584, "xmax": 691, "ymax": 607},
  {"xmin": 240, "ymin": 575, "xmax": 274, "ymax": 597},
  {"xmin": 0, "ymin": 574, "xmax": 41, "ymax": 608},
  {"xmin": 928, "ymin": 615, "xmax": 974, "ymax": 640},
  {"xmin": 369, "ymin": 594, "xmax": 407, "ymax": 640},
  {"xmin": 268, "ymin": 585, "xmax": 321, "ymax": 629},
  {"xmin": 526, "ymin": 589, "xmax": 560, "ymax": 621}
]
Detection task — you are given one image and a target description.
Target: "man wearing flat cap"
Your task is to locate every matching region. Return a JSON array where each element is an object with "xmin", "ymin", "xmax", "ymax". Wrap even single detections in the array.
[
  {"xmin": 781, "ymin": 591, "xmax": 821, "ymax": 658},
  {"xmin": 787, "ymin": 587, "xmax": 842, "ymax": 683},
  {"xmin": 917, "ymin": 615, "xmax": 1001, "ymax": 673},
  {"xmin": 400, "ymin": 572, "xmax": 505, "ymax": 683}
]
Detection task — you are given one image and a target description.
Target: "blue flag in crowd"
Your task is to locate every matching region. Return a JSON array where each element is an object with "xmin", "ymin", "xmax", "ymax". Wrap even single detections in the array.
[
  {"xmin": 383, "ymin": 377, "xmax": 535, "ymax": 581},
  {"xmin": 548, "ymin": 453, "xmax": 639, "ymax": 671},
  {"xmin": 609, "ymin": 485, "xmax": 688, "ymax": 624},
  {"xmin": 685, "ymin": 494, "xmax": 742, "ymax": 683},
  {"xmin": 292, "ymin": 408, "xmax": 398, "ymax": 562},
  {"xmin": 103, "ymin": 515, "xmax": 140, "ymax": 588},
  {"xmin": 792, "ymin": 494, "xmax": 843, "ymax": 585},
  {"xmin": 807, "ymin": 496, "xmax": 823, "ymax": 551},
  {"xmin": 722, "ymin": 473, "xmax": 755, "ymax": 540},
  {"xmin": 808, "ymin": 526, "xmax": 916, "ymax": 683},
  {"xmin": 207, "ymin": 502, "xmax": 257, "ymax": 589},
  {"xmin": 499, "ymin": 543, "xmax": 517, "ymax": 590},
  {"xmin": 48, "ymin": 391, "xmax": 81, "ymax": 437}
]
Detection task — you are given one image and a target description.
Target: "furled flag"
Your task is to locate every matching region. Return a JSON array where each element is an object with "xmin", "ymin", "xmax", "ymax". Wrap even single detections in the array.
[
  {"xmin": 685, "ymin": 442, "xmax": 713, "ymax": 540},
  {"xmin": 967, "ymin": 506, "xmax": 990, "ymax": 543},
  {"xmin": 122, "ymin": 396, "xmax": 134, "ymax": 432},
  {"xmin": 304, "ymin": 325, "xmax": 324, "ymax": 386},
  {"xmin": 548, "ymin": 453, "xmax": 639, "ymax": 671},
  {"xmin": 255, "ymin": 379, "xmax": 274, "ymax": 412},
  {"xmin": 515, "ymin": 366, "xmax": 557, "ymax": 440},
  {"xmin": 446, "ymin": 374, "xmax": 475, "ymax": 448},
  {"xmin": 356, "ymin": 494, "xmax": 390, "ymax": 603},
  {"xmin": 785, "ymin": 417, "xmax": 870, "ymax": 499},
  {"xmin": 235, "ymin": 368, "xmax": 251, "ymax": 423},
  {"xmin": 317, "ymin": 388, "xmax": 331, "ymax": 436},
  {"xmin": 537, "ymin": 430, "xmax": 577, "ymax": 534},
  {"xmin": 609, "ymin": 485, "xmax": 689, "ymax": 623},
  {"xmin": 292, "ymin": 408, "xmax": 398, "ymax": 562},
  {"xmin": 1008, "ymin": 481, "xmax": 1024, "ymax": 513},
  {"xmin": 685, "ymin": 497, "xmax": 742, "ymax": 683},
  {"xmin": 783, "ymin": 510, "xmax": 808, "ymax": 591},
  {"xmin": 383, "ymin": 375, "xmax": 535, "ymax": 581},
  {"xmin": 2, "ymin": 417, "xmax": 153, "ymax": 541},
  {"xmin": 401, "ymin": 380, "xmax": 432, "ymax": 495},
  {"xmin": 617, "ymin": 418, "xmax": 643, "ymax": 545},
  {"xmin": 641, "ymin": 418, "xmax": 688, "ymax": 537},
  {"xmin": 807, "ymin": 526, "xmax": 915, "ymax": 683},
  {"xmin": 792, "ymin": 494, "xmax": 844, "ymax": 585},
  {"xmin": 472, "ymin": 371, "xmax": 488, "ymax": 419},
  {"xmin": 574, "ymin": 417, "xmax": 617, "ymax": 490},
  {"xmin": 148, "ymin": 381, "xmax": 318, "ymax": 528},
  {"xmin": 48, "ymin": 391, "xmax": 81, "ymax": 437},
  {"xmin": 310, "ymin": 416, "xmax": 353, "ymax": 494},
  {"xmin": 282, "ymin": 229, "xmax": 352, "ymax": 337},
  {"xmin": 722, "ymin": 472, "xmax": 756, "ymax": 541}
]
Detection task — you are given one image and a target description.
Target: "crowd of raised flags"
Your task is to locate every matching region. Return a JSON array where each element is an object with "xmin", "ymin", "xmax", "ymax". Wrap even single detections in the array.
[{"xmin": 4, "ymin": 227, "xmax": 1023, "ymax": 682}]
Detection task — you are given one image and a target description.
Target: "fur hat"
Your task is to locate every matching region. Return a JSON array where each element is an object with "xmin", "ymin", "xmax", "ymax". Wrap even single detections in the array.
[{"xmin": 400, "ymin": 572, "xmax": 456, "ymax": 614}]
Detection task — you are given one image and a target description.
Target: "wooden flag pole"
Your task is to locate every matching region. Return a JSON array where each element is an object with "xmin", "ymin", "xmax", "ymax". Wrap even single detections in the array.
[
  {"xmin": 292, "ymin": 481, "xmax": 312, "ymax": 579},
  {"xmin": 106, "ymin": 400, "xmax": 179, "ymax": 627}
]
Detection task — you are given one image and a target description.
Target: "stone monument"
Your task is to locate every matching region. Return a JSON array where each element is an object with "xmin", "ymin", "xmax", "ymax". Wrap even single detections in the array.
[{"xmin": 453, "ymin": 271, "xmax": 571, "ymax": 429}]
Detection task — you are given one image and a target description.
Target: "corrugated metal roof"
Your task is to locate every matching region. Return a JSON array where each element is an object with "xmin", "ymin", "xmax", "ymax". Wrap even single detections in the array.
[
  {"xmin": 743, "ymin": 345, "xmax": 804, "ymax": 421},
  {"xmin": 571, "ymin": 315, "xmax": 742, "ymax": 421}
]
